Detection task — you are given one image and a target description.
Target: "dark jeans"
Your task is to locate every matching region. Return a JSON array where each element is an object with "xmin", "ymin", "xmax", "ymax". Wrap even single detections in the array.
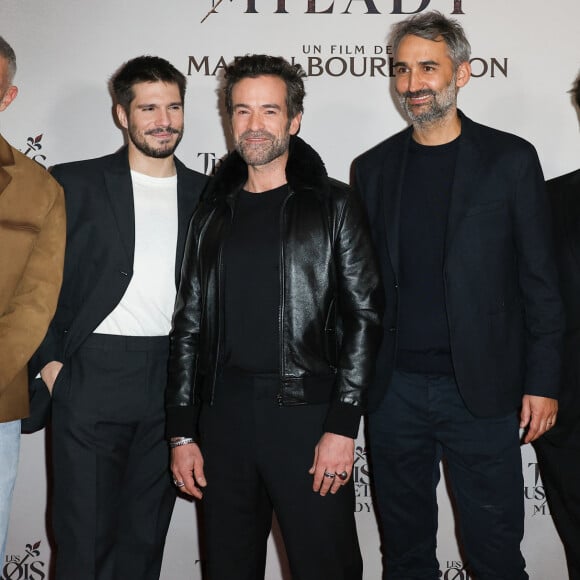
[
  {"xmin": 368, "ymin": 370, "xmax": 527, "ymax": 580},
  {"xmin": 199, "ymin": 370, "xmax": 362, "ymax": 580}
]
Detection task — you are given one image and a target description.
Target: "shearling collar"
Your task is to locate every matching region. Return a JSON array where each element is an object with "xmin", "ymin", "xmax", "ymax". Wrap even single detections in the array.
[{"xmin": 205, "ymin": 135, "xmax": 330, "ymax": 202}]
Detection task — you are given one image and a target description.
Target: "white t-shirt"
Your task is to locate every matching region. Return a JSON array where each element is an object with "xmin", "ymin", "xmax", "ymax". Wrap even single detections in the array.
[{"xmin": 94, "ymin": 170, "xmax": 178, "ymax": 336}]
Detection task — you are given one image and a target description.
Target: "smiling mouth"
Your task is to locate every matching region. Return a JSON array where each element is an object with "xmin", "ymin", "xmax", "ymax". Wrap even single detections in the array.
[
  {"xmin": 241, "ymin": 131, "xmax": 274, "ymax": 143},
  {"xmin": 243, "ymin": 137, "xmax": 273, "ymax": 150},
  {"xmin": 403, "ymin": 89, "xmax": 434, "ymax": 104},
  {"xmin": 146, "ymin": 128, "xmax": 179, "ymax": 138},
  {"xmin": 407, "ymin": 95, "xmax": 433, "ymax": 107}
]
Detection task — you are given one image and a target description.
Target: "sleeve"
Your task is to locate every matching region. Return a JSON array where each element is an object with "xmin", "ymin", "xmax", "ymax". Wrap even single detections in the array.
[
  {"xmin": 512, "ymin": 144, "xmax": 564, "ymax": 398},
  {"xmin": 0, "ymin": 180, "xmax": 65, "ymax": 393},
  {"xmin": 323, "ymin": 187, "xmax": 384, "ymax": 438},
  {"xmin": 165, "ymin": 212, "xmax": 204, "ymax": 439}
]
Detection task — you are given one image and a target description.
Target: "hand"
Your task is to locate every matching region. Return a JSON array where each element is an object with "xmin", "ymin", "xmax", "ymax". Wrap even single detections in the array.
[
  {"xmin": 171, "ymin": 442, "xmax": 206, "ymax": 499},
  {"xmin": 520, "ymin": 394, "xmax": 558, "ymax": 443},
  {"xmin": 309, "ymin": 432, "xmax": 354, "ymax": 496},
  {"xmin": 40, "ymin": 361, "xmax": 63, "ymax": 394}
]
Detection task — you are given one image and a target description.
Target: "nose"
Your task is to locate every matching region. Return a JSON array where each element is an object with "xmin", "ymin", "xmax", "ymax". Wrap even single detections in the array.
[
  {"xmin": 155, "ymin": 108, "xmax": 171, "ymax": 127},
  {"xmin": 247, "ymin": 111, "xmax": 263, "ymax": 131},
  {"xmin": 407, "ymin": 70, "xmax": 424, "ymax": 94}
]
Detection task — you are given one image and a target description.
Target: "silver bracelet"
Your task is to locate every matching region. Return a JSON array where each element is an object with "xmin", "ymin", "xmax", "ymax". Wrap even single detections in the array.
[{"xmin": 169, "ymin": 437, "xmax": 194, "ymax": 448}]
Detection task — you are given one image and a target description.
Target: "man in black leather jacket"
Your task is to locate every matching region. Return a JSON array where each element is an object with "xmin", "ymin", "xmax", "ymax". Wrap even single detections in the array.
[{"xmin": 166, "ymin": 54, "xmax": 383, "ymax": 580}]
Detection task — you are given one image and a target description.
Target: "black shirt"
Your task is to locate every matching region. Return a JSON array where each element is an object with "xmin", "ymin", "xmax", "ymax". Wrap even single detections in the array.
[
  {"xmin": 396, "ymin": 136, "xmax": 460, "ymax": 375},
  {"xmin": 222, "ymin": 185, "xmax": 288, "ymax": 373}
]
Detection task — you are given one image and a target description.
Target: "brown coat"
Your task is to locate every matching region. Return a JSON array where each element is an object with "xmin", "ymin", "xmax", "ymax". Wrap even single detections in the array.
[{"xmin": 0, "ymin": 133, "xmax": 65, "ymax": 422}]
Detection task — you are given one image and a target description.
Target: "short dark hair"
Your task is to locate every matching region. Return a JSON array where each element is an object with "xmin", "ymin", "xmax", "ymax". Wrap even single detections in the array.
[
  {"xmin": 224, "ymin": 54, "xmax": 306, "ymax": 120},
  {"xmin": 390, "ymin": 10, "xmax": 471, "ymax": 69},
  {"xmin": 574, "ymin": 74, "xmax": 580, "ymax": 109},
  {"xmin": 0, "ymin": 36, "xmax": 17, "ymax": 84},
  {"xmin": 111, "ymin": 55, "xmax": 186, "ymax": 112}
]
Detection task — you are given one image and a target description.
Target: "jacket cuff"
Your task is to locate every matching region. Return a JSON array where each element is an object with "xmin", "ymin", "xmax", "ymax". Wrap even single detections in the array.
[
  {"xmin": 524, "ymin": 377, "xmax": 560, "ymax": 400},
  {"xmin": 323, "ymin": 401, "xmax": 362, "ymax": 439},
  {"xmin": 166, "ymin": 405, "xmax": 199, "ymax": 439}
]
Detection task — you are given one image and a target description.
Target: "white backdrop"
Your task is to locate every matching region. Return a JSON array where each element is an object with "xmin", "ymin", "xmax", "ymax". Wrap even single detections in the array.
[{"xmin": 2, "ymin": 0, "xmax": 580, "ymax": 578}]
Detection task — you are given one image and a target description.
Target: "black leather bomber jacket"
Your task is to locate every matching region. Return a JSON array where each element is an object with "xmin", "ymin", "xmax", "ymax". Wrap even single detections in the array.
[{"xmin": 166, "ymin": 136, "xmax": 383, "ymax": 439}]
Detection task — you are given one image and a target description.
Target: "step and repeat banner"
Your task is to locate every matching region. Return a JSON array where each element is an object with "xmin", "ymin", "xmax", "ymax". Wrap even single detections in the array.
[{"xmin": 3, "ymin": 0, "xmax": 580, "ymax": 578}]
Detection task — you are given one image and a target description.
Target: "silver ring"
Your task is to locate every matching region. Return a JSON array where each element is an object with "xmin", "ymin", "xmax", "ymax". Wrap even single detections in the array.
[
  {"xmin": 174, "ymin": 479, "xmax": 185, "ymax": 488},
  {"xmin": 323, "ymin": 471, "xmax": 336, "ymax": 478},
  {"xmin": 336, "ymin": 471, "xmax": 348, "ymax": 481}
]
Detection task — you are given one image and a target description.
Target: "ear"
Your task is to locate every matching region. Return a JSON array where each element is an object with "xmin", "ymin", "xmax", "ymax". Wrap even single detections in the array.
[
  {"xmin": 289, "ymin": 112, "xmax": 302, "ymax": 136},
  {"xmin": 0, "ymin": 85, "xmax": 18, "ymax": 112},
  {"xmin": 116, "ymin": 103, "xmax": 128, "ymax": 129},
  {"xmin": 455, "ymin": 61, "xmax": 471, "ymax": 89}
]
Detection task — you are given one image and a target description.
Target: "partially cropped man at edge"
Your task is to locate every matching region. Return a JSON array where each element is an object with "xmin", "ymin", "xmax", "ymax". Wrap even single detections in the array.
[
  {"xmin": 0, "ymin": 34, "xmax": 65, "ymax": 565},
  {"xmin": 534, "ymin": 73, "xmax": 580, "ymax": 580}
]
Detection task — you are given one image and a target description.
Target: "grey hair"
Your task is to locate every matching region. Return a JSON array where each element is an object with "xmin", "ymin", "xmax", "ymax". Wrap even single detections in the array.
[
  {"xmin": 0, "ymin": 36, "xmax": 17, "ymax": 84},
  {"xmin": 390, "ymin": 10, "xmax": 471, "ymax": 69}
]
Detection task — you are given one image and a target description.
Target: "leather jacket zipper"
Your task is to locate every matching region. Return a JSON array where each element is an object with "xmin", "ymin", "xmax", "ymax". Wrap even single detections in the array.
[{"xmin": 277, "ymin": 188, "xmax": 293, "ymax": 406}]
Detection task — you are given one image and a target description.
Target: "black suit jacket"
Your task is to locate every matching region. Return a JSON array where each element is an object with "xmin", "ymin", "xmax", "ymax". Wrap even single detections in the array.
[
  {"xmin": 353, "ymin": 112, "xmax": 564, "ymax": 417},
  {"xmin": 542, "ymin": 168, "xmax": 580, "ymax": 445},
  {"xmin": 35, "ymin": 147, "xmax": 207, "ymax": 366}
]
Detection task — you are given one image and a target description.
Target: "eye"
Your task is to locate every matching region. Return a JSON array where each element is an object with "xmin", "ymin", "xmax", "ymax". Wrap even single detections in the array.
[{"xmin": 395, "ymin": 66, "xmax": 409, "ymax": 75}]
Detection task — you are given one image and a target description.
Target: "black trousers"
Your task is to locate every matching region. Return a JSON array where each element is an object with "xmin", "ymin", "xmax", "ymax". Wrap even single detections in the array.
[
  {"xmin": 535, "ymin": 431, "xmax": 580, "ymax": 580},
  {"xmin": 51, "ymin": 334, "xmax": 176, "ymax": 580},
  {"xmin": 199, "ymin": 371, "xmax": 362, "ymax": 580}
]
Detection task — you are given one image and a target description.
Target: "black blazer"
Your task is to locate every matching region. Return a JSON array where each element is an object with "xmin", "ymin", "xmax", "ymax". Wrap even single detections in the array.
[
  {"xmin": 353, "ymin": 112, "xmax": 564, "ymax": 417},
  {"xmin": 543, "ymin": 168, "xmax": 580, "ymax": 445},
  {"xmin": 35, "ymin": 147, "xmax": 207, "ymax": 366}
]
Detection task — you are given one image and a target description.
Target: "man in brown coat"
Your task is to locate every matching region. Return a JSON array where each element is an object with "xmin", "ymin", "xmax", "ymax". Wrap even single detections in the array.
[{"xmin": 0, "ymin": 35, "xmax": 65, "ymax": 564}]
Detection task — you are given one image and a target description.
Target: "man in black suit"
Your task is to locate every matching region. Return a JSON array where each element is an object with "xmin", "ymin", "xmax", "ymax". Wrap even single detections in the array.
[
  {"xmin": 534, "ymin": 75, "xmax": 580, "ymax": 580},
  {"xmin": 352, "ymin": 11, "xmax": 564, "ymax": 580},
  {"xmin": 35, "ymin": 56, "xmax": 207, "ymax": 580}
]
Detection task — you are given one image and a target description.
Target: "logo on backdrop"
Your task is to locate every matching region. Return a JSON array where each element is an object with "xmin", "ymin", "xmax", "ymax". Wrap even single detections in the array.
[
  {"xmin": 440, "ymin": 561, "xmax": 472, "ymax": 579},
  {"xmin": 187, "ymin": 52, "xmax": 508, "ymax": 80},
  {"xmin": 197, "ymin": 152, "xmax": 219, "ymax": 175},
  {"xmin": 524, "ymin": 461, "xmax": 549, "ymax": 516},
  {"xmin": 19, "ymin": 133, "xmax": 47, "ymax": 168},
  {"xmin": 2, "ymin": 541, "xmax": 46, "ymax": 580},
  {"xmin": 353, "ymin": 445, "xmax": 372, "ymax": 514},
  {"xmin": 203, "ymin": 0, "xmax": 466, "ymax": 17}
]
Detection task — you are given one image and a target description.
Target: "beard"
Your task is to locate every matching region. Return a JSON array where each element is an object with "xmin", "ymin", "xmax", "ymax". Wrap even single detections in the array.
[
  {"xmin": 234, "ymin": 130, "xmax": 290, "ymax": 167},
  {"xmin": 397, "ymin": 73, "xmax": 457, "ymax": 127},
  {"xmin": 128, "ymin": 124, "xmax": 183, "ymax": 159}
]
